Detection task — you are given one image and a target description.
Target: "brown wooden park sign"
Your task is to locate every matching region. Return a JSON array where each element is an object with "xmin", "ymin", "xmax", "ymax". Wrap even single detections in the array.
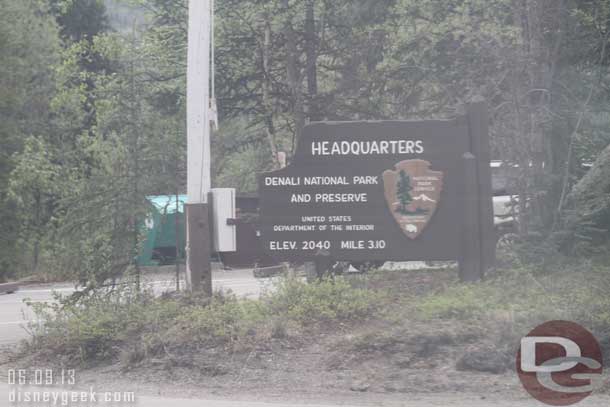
[{"xmin": 258, "ymin": 103, "xmax": 495, "ymax": 281}]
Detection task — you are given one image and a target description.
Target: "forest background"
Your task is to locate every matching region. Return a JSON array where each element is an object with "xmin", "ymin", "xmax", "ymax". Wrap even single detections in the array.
[{"xmin": 2, "ymin": 0, "xmax": 610, "ymax": 285}]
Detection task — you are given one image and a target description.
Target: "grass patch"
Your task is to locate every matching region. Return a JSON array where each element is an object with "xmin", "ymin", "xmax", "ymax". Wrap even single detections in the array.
[
  {"xmin": 23, "ymin": 264, "xmax": 610, "ymax": 373},
  {"xmin": 417, "ymin": 284, "xmax": 494, "ymax": 319},
  {"xmin": 26, "ymin": 275, "xmax": 381, "ymax": 366},
  {"xmin": 415, "ymin": 266, "xmax": 610, "ymax": 337}
]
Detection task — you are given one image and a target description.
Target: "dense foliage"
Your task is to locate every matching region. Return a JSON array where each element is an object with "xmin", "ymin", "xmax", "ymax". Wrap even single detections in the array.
[{"xmin": 2, "ymin": 0, "xmax": 610, "ymax": 283}]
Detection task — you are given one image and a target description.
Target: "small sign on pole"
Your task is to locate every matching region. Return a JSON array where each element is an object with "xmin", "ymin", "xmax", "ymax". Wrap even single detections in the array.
[{"xmin": 211, "ymin": 188, "xmax": 237, "ymax": 253}]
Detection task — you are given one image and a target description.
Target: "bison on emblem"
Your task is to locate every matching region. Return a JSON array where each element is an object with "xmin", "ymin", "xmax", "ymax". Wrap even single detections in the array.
[{"xmin": 405, "ymin": 224, "xmax": 418, "ymax": 234}]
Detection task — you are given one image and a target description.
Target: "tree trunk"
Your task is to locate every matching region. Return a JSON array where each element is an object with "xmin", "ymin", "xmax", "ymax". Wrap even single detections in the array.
[
  {"xmin": 174, "ymin": 188, "xmax": 180, "ymax": 291},
  {"xmin": 129, "ymin": 29, "xmax": 141, "ymax": 293},
  {"xmin": 262, "ymin": 17, "xmax": 280, "ymax": 168},
  {"xmin": 563, "ymin": 143, "xmax": 610, "ymax": 246},
  {"xmin": 283, "ymin": 0, "xmax": 306, "ymax": 153},
  {"xmin": 305, "ymin": 0, "xmax": 320, "ymax": 121},
  {"xmin": 508, "ymin": 0, "xmax": 564, "ymax": 231},
  {"xmin": 33, "ymin": 190, "xmax": 41, "ymax": 275}
]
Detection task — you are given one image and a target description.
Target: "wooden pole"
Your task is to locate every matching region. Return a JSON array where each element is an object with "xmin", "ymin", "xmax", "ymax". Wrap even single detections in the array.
[
  {"xmin": 174, "ymin": 190, "xmax": 180, "ymax": 291},
  {"xmin": 186, "ymin": 0, "xmax": 212, "ymax": 294},
  {"xmin": 467, "ymin": 102, "xmax": 496, "ymax": 274},
  {"xmin": 459, "ymin": 152, "xmax": 483, "ymax": 282}
]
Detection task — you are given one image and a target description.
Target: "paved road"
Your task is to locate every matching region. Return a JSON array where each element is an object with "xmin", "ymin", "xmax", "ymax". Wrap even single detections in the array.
[
  {"xmin": 0, "ymin": 268, "xmax": 274, "ymax": 345},
  {"xmin": 121, "ymin": 394, "xmax": 610, "ymax": 407},
  {"xmin": 0, "ymin": 383, "xmax": 609, "ymax": 407}
]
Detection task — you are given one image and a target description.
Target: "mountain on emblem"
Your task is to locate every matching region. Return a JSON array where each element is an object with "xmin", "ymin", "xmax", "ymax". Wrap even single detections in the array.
[
  {"xmin": 413, "ymin": 194, "xmax": 436, "ymax": 203},
  {"xmin": 382, "ymin": 160, "xmax": 443, "ymax": 239}
]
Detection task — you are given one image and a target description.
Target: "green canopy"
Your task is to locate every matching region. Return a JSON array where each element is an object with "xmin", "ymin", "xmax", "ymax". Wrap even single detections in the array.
[{"xmin": 137, "ymin": 195, "xmax": 187, "ymax": 266}]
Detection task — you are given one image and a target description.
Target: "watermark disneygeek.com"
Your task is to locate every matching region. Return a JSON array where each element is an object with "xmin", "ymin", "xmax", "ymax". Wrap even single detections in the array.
[
  {"xmin": 6, "ymin": 368, "xmax": 135, "ymax": 406},
  {"xmin": 9, "ymin": 387, "xmax": 135, "ymax": 405}
]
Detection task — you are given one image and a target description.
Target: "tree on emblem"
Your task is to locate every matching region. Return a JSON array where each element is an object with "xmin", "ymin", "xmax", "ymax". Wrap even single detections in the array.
[{"xmin": 396, "ymin": 169, "xmax": 413, "ymax": 214}]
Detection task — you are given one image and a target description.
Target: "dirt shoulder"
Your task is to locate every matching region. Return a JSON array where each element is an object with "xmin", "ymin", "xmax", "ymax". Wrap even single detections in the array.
[{"xmin": 2, "ymin": 267, "xmax": 609, "ymax": 405}]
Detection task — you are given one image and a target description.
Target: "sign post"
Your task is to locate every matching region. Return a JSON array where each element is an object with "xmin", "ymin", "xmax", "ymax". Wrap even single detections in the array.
[
  {"xmin": 186, "ymin": 0, "xmax": 212, "ymax": 294},
  {"xmin": 258, "ymin": 103, "xmax": 495, "ymax": 280},
  {"xmin": 467, "ymin": 103, "xmax": 496, "ymax": 273},
  {"xmin": 459, "ymin": 152, "xmax": 483, "ymax": 281}
]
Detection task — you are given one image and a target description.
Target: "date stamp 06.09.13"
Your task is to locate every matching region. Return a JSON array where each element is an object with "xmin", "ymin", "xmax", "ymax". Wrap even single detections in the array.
[{"xmin": 5, "ymin": 368, "xmax": 136, "ymax": 406}]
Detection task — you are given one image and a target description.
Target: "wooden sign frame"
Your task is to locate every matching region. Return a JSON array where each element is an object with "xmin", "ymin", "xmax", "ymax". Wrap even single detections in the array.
[{"xmin": 258, "ymin": 103, "xmax": 495, "ymax": 281}]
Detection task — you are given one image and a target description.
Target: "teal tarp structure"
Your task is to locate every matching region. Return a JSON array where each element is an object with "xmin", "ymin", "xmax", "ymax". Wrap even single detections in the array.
[{"xmin": 137, "ymin": 195, "xmax": 187, "ymax": 266}]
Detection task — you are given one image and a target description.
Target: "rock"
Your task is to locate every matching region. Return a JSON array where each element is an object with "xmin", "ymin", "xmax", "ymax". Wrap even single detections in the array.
[
  {"xmin": 456, "ymin": 344, "xmax": 510, "ymax": 374},
  {"xmin": 394, "ymin": 357, "xmax": 412, "ymax": 369},
  {"xmin": 383, "ymin": 383, "xmax": 398, "ymax": 392},
  {"xmin": 253, "ymin": 264, "xmax": 286, "ymax": 278},
  {"xmin": 0, "ymin": 282, "xmax": 19, "ymax": 294},
  {"xmin": 350, "ymin": 381, "xmax": 370, "ymax": 392}
]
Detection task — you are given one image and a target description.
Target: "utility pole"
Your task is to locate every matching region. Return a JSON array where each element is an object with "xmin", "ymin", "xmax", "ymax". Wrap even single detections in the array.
[{"xmin": 186, "ymin": 0, "xmax": 212, "ymax": 295}]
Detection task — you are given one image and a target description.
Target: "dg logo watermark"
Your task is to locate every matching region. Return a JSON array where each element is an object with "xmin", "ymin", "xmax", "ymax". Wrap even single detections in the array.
[{"xmin": 516, "ymin": 321, "xmax": 604, "ymax": 406}]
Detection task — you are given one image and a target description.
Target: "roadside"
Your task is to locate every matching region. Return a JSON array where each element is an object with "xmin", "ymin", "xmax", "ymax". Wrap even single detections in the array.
[
  {"xmin": 2, "ymin": 264, "xmax": 609, "ymax": 406},
  {"xmin": 0, "ymin": 266, "xmax": 275, "ymax": 346}
]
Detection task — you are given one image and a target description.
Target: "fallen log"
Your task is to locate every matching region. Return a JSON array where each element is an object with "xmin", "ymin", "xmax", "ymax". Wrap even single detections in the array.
[{"xmin": 0, "ymin": 282, "xmax": 19, "ymax": 294}]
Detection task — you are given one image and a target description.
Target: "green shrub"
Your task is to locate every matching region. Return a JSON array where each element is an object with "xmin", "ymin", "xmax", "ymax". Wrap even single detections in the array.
[
  {"xmin": 27, "ymin": 275, "xmax": 383, "ymax": 365},
  {"xmin": 264, "ymin": 276, "xmax": 380, "ymax": 325},
  {"xmin": 417, "ymin": 284, "xmax": 493, "ymax": 319},
  {"xmin": 167, "ymin": 294, "xmax": 265, "ymax": 347},
  {"xmin": 28, "ymin": 287, "xmax": 156, "ymax": 363}
]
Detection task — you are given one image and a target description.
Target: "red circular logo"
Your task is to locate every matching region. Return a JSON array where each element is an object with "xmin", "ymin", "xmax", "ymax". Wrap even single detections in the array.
[{"xmin": 516, "ymin": 321, "xmax": 603, "ymax": 406}]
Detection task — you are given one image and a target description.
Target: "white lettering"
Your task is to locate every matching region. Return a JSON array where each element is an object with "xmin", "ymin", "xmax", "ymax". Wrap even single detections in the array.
[
  {"xmin": 311, "ymin": 141, "xmax": 329, "ymax": 155},
  {"xmin": 309, "ymin": 140, "xmax": 425, "ymax": 156},
  {"xmin": 291, "ymin": 194, "xmax": 311, "ymax": 203},
  {"xmin": 353, "ymin": 176, "xmax": 378, "ymax": 185},
  {"xmin": 270, "ymin": 241, "xmax": 297, "ymax": 251},
  {"xmin": 314, "ymin": 193, "xmax": 368, "ymax": 203}
]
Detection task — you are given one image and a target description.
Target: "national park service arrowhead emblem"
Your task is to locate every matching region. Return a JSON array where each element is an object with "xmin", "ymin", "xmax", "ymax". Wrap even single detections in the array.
[{"xmin": 382, "ymin": 160, "xmax": 443, "ymax": 239}]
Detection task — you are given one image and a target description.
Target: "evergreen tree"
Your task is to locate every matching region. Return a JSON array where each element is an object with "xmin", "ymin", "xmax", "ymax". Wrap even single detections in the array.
[
  {"xmin": 396, "ymin": 170, "xmax": 412, "ymax": 215},
  {"xmin": 0, "ymin": 0, "xmax": 60, "ymax": 281},
  {"xmin": 49, "ymin": 0, "xmax": 110, "ymax": 42}
]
